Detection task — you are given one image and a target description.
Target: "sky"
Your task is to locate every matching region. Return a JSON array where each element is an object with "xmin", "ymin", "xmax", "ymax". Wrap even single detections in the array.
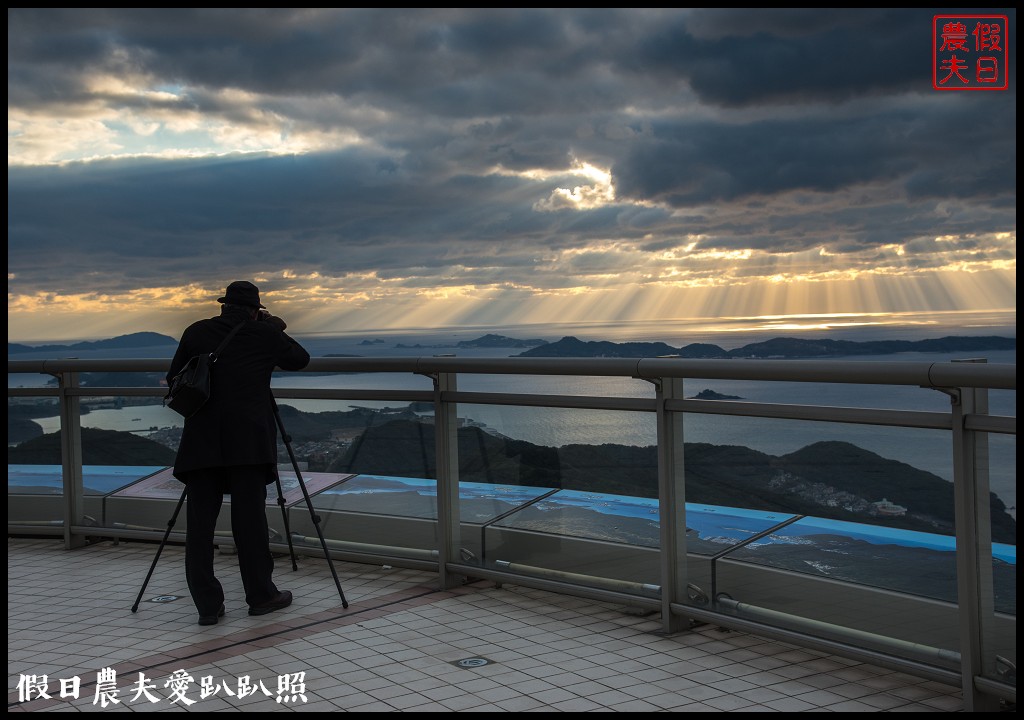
[{"xmin": 7, "ymin": 8, "xmax": 1017, "ymax": 343}]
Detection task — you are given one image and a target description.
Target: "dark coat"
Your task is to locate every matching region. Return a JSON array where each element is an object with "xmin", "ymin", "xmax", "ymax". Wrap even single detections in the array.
[{"xmin": 167, "ymin": 307, "xmax": 310, "ymax": 480}]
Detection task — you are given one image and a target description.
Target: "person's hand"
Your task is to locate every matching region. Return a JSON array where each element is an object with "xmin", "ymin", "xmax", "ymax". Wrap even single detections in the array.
[
  {"xmin": 264, "ymin": 315, "xmax": 287, "ymax": 331},
  {"xmin": 256, "ymin": 309, "xmax": 287, "ymax": 331}
]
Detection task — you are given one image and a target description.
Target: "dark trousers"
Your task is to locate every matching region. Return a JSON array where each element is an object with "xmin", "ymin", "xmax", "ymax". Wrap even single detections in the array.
[{"xmin": 183, "ymin": 465, "xmax": 279, "ymax": 615}]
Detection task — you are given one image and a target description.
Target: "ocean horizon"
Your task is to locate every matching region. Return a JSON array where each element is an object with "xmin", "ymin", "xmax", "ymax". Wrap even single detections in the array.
[
  {"xmin": 6, "ymin": 307, "xmax": 1017, "ymax": 349},
  {"xmin": 9, "ymin": 309, "xmax": 1017, "ymax": 514}
]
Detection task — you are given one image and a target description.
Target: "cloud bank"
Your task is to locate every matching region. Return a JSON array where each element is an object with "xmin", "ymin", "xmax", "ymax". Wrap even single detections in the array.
[{"xmin": 7, "ymin": 8, "xmax": 1016, "ymax": 340}]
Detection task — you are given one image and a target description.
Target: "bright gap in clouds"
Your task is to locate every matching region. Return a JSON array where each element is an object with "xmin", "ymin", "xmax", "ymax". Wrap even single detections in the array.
[{"xmin": 6, "ymin": 265, "xmax": 1016, "ymax": 344}]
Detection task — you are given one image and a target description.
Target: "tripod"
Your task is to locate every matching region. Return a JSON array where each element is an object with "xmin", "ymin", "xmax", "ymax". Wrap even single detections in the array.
[
  {"xmin": 271, "ymin": 395, "xmax": 349, "ymax": 608},
  {"xmin": 131, "ymin": 394, "xmax": 348, "ymax": 613}
]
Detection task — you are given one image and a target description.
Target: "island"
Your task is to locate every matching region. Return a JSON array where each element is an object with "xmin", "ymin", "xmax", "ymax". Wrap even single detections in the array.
[
  {"xmin": 688, "ymin": 389, "xmax": 743, "ymax": 400},
  {"xmin": 516, "ymin": 335, "xmax": 1016, "ymax": 359}
]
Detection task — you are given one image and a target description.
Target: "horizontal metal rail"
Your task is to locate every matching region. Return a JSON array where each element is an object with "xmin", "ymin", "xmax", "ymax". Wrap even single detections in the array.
[
  {"xmin": 8, "ymin": 355, "xmax": 1017, "ymax": 389},
  {"xmin": 448, "ymin": 560, "xmax": 967, "ymax": 691},
  {"xmin": 8, "ymin": 387, "xmax": 60, "ymax": 397},
  {"xmin": 448, "ymin": 390, "xmax": 654, "ymax": 412},
  {"xmin": 965, "ymin": 415, "xmax": 1016, "ymax": 434},
  {"xmin": 670, "ymin": 599, "xmax": 963, "ymax": 688},
  {"xmin": 11, "ymin": 385, "xmax": 1014, "ymax": 436},
  {"xmin": 671, "ymin": 399, "xmax": 957, "ymax": 429},
  {"xmin": 266, "ymin": 389, "xmax": 434, "ymax": 403}
]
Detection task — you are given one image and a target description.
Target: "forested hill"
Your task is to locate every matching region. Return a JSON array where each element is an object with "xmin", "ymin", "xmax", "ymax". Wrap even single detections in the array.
[
  {"xmin": 8, "ymin": 332, "xmax": 178, "ymax": 355},
  {"xmin": 8, "ymin": 427, "xmax": 176, "ymax": 465},
  {"xmin": 516, "ymin": 335, "xmax": 1016, "ymax": 359},
  {"xmin": 8, "ymin": 412, "xmax": 1016, "ymax": 544},
  {"xmin": 329, "ymin": 419, "xmax": 1017, "ymax": 544}
]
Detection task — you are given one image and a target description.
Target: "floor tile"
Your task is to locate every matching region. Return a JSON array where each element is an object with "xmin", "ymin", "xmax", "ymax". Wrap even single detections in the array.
[{"xmin": 6, "ymin": 538, "xmax": 969, "ymax": 713}]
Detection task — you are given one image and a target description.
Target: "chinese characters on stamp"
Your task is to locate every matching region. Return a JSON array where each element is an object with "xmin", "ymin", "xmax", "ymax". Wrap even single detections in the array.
[{"xmin": 934, "ymin": 15, "xmax": 1009, "ymax": 90}]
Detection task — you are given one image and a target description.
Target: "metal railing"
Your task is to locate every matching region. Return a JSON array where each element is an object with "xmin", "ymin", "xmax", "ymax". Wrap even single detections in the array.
[{"xmin": 7, "ymin": 355, "xmax": 1017, "ymax": 710}]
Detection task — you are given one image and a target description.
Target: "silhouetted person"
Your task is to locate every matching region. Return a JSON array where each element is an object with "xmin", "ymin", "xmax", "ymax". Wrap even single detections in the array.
[{"xmin": 167, "ymin": 280, "xmax": 310, "ymax": 625}]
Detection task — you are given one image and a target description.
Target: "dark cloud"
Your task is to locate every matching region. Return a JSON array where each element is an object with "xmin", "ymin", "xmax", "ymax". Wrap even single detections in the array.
[
  {"xmin": 9, "ymin": 141, "xmax": 1014, "ymax": 299},
  {"xmin": 611, "ymin": 94, "xmax": 1016, "ymax": 207},
  {"xmin": 17, "ymin": 9, "xmax": 1009, "ymax": 116},
  {"xmin": 628, "ymin": 9, "xmax": 916, "ymax": 106},
  {"xmin": 6, "ymin": 8, "xmax": 1017, "ymax": 314}
]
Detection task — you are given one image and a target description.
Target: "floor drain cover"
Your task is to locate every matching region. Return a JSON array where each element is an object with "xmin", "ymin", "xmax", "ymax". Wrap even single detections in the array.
[
  {"xmin": 453, "ymin": 657, "xmax": 491, "ymax": 668},
  {"xmin": 148, "ymin": 595, "xmax": 181, "ymax": 604}
]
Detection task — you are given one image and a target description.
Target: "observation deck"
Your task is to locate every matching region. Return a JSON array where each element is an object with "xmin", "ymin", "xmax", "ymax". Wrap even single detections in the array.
[{"xmin": 8, "ymin": 353, "xmax": 1017, "ymax": 711}]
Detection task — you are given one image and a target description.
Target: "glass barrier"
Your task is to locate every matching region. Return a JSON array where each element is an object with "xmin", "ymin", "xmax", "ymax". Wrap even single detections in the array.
[
  {"xmin": 8, "ymin": 384, "xmax": 179, "ymax": 532},
  {"xmin": 7, "ymin": 358, "xmax": 1016, "ymax": 701},
  {"xmin": 984, "ymin": 431, "xmax": 1016, "ymax": 689},
  {"xmin": 676, "ymin": 410, "xmax": 1016, "ymax": 667},
  {"xmin": 260, "ymin": 397, "xmax": 435, "ymax": 563},
  {"xmin": 455, "ymin": 403, "xmax": 661, "ymax": 594}
]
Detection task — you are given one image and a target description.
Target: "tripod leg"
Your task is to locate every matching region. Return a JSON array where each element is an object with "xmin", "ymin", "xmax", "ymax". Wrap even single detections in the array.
[
  {"xmin": 273, "ymin": 476, "xmax": 299, "ymax": 571},
  {"xmin": 272, "ymin": 397, "xmax": 349, "ymax": 608},
  {"xmin": 132, "ymin": 486, "xmax": 187, "ymax": 613}
]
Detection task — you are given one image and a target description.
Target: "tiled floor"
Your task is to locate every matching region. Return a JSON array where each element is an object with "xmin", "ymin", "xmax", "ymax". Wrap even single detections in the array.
[{"xmin": 8, "ymin": 537, "xmax": 971, "ymax": 712}]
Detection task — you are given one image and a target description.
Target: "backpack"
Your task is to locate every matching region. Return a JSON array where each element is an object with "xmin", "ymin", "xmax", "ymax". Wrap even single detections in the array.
[{"xmin": 164, "ymin": 322, "xmax": 245, "ymax": 418}]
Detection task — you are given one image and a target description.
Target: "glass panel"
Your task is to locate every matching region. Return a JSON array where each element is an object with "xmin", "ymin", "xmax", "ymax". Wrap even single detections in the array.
[
  {"xmin": 457, "ymin": 403, "xmax": 661, "ymax": 593},
  {"xmin": 7, "ymin": 382, "xmax": 58, "ymax": 532},
  {"xmin": 683, "ymin": 404, "xmax": 956, "ymax": 487},
  {"xmin": 679, "ymin": 412, "xmax": 985, "ymax": 665},
  {"xmin": 315, "ymin": 475, "xmax": 548, "ymax": 522},
  {"xmin": 683, "ymin": 504, "xmax": 799, "ymax": 555},
  {"xmin": 264, "ymin": 398, "xmax": 436, "ymax": 562},
  {"xmin": 9, "ymin": 464, "xmax": 163, "ymax": 496},
  {"xmin": 8, "ymin": 380, "xmax": 57, "ymax": 448},
  {"xmin": 8, "ymin": 376, "xmax": 178, "ymax": 530},
  {"xmin": 494, "ymin": 490, "xmax": 661, "ymax": 547},
  {"xmin": 984, "ymin": 431, "xmax": 1016, "ymax": 689},
  {"xmin": 18, "ymin": 392, "xmax": 182, "ymax": 467}
]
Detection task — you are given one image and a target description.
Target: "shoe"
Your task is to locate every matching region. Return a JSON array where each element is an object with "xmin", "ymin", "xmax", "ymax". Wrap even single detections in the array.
[
  {"xmin": 198, "ymin": 603, "xmax": 225, "ymax": 626},
  {"xmin": 248, "ymin": 590, "xmax": 292, "ymax": 616}
]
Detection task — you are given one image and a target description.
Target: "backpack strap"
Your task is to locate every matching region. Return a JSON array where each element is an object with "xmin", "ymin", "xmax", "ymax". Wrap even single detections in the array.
[{"xmin": 211, "ymin": 321, "xmax": 246, "ymax": 362}]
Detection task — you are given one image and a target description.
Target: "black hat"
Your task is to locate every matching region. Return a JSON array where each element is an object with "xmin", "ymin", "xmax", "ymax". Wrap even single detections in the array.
[{"xmin": 217, "ymin": 280, "xmax": 265, "ymax": 308}]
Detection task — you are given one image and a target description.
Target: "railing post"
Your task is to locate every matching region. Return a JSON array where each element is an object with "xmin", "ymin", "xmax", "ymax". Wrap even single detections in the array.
[
  {"xmin": 656, "ymin": 376, "xmax": 689, "ymax": 633},
  {"xmin": 433, "ymin": 370, "xmax": 463, "ymax": 589},
  {"xmin": 56, "ymin": 370, "xmax": 86, "ymax": 549},
  {"xmin": 950, "ymin": 359, "xmax": 999, "ymax": 711}
]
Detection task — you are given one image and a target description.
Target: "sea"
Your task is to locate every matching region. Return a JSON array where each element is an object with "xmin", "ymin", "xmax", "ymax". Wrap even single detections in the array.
[{"xmin": 8, "ymin": 310, "xmax": 1017, "ymax": 514}]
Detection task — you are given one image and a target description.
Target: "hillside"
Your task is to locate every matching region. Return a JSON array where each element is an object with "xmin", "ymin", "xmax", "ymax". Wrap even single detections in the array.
[
  {"xmin": 7, "ymin": 406, "xmax": 1015, "ymax": 544},
  {"xmin": 8, "ymin": 427, "xmax": 177, "ymax": 466},
  {"xmin": 328, "ymin": 419, "xmax": 1016, "ymax": 543}
]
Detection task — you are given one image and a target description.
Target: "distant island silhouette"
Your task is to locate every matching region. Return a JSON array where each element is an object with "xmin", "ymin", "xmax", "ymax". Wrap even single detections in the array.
[
  {"xmin": 515, "ymin": 335, "xmax": 1015, "ymax": 359},
  {"xmin": 689, "ymin": 389, "xmax": 743, "ymax": 400},
  {"xmin": 396, "ymin": 333, "xmax": 547, "ymax": 350},
  {"xmin": 9, "ymin": 331, "xmax": 1016, "ymax": 361},
  {"xmin": 8, "ymin": 331, "xmax": 178, "ymax": 355}
]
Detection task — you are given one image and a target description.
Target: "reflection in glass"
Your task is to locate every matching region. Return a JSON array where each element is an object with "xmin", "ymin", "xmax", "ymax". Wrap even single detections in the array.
[
  {"xmin": 315, "ymin": 475, "xmax": 550, "ymax": 522},
  {"xmin": 8, "ymin": 464, "xmax": 165, "ymax": 496}
]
